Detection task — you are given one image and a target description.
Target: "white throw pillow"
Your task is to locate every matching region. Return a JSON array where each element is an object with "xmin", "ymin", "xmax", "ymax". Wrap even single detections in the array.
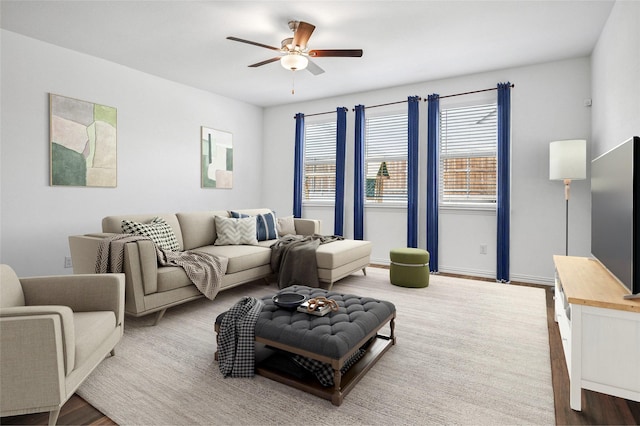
[
  {"xmin": 214, "ymin": 216, "xmax": 258, "ymax": 245},
  {"xmin": 277, "ymin": 215, "xmax": 297, "ymax": 236}
]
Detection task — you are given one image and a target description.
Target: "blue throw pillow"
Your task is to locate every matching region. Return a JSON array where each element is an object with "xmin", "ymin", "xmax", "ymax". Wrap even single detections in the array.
[{"xmin": 230, "ymin": 210, "xmax": 278, "ymax": 241}]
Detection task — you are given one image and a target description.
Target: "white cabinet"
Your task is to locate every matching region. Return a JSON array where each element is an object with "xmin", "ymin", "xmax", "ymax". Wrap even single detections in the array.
[{"xmin": 554, "ymin": 255, "xmax": 640, "ymax": 411}]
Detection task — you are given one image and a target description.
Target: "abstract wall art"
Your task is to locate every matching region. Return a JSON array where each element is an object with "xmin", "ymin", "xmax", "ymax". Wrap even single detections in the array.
[
  {"xmin": 50, "ymin": 93, "xmax": 117, "ymax": 187},
  {"xmin": 201, "ymin": 126, "xmax": 233, "ymax": 188}
]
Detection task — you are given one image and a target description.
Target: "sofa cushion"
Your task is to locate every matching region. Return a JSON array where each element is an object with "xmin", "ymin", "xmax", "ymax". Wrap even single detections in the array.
[
  {"xmin": 157, "ymin": 266, "xmax": 192, "ymax": 292},
  {"xmin": 316, "ymin": 240, "xmax": 373, "ymax": 269},
  {"xmin": 253, "ymin": 239, "xmax": 277, "ymax": 248},
  {"xmin": 176, "ymin": 210, "xmax": 229, "ymax": 250},
  {"xmin": 214, "ymin": 216, "xmax": 258, "ymax": 246},
  {"xmin": 194, "ymin": 245, "xmax": 271, "ymax": 274},
  {"xmin": 230, "ymin": 210, "xmax": 277, "ymax": 241},
  {"xmin": 122, "ymin": 217, "xmax": 181, "ymax": 251},
  {"xmin": 73, "ymin": 311, "xmax": 116, "ymax": 370}
]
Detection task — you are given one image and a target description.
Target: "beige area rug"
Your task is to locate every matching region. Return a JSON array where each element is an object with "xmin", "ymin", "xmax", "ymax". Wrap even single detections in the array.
[{"xmin": 78, "ymin": 268, "xmax": 554, "ymax": 425}]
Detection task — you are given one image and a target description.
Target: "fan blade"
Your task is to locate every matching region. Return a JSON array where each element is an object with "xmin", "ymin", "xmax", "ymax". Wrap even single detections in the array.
[
  {"xmin": 306, "ymin": 59, "xmax": 325, "ymax": 75},
  {"xmin": 309, "ymin": 49, "xmax": 363, "ymax": 58},
  {"xmin": 248, "ymin": 57, "xmax": 281, "ymax": 67},
  {"xmin": 227, "ymin": 36, "xmax": 280, "ymax": 51},
  {"xmin": 293, "ymin": 21, "xmax": 315, "ymax": 49}
]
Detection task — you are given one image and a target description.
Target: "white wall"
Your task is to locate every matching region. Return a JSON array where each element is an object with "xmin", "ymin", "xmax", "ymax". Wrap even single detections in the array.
[
  {"xmin": 0, "ymin": 30, "xmax": 264, "ymax": 276},
  {"xmin": 7, "ymin": 12, "xmax": 631, "ymax": 284},
  {"xmin": 591, "ymin": 0, "xmax": 640, "ymax": 158},
  {"xmin": 263, "ymin": 57, "xmax": 593, "ymax": 284}
]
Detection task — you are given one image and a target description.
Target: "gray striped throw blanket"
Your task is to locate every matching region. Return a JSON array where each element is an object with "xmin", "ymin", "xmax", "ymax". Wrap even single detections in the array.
[
  {"xmin": 218, "ymin": 296, "xmax": 264, "ymax": 378},
  {"xmin": 95, "ymin": 234, "xmax": 228, "ymax": 300}
]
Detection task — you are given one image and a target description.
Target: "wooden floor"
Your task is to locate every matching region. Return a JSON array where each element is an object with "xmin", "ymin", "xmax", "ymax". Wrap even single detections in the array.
[{"xmin": 3, "ymin": 283, "xmax": 640, "ymax": 425}]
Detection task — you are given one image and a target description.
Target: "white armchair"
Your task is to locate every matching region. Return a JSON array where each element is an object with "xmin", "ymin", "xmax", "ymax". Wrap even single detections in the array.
[{"xmin": 0, "ymin": 264, "xmax": 124, "ymax": 425}]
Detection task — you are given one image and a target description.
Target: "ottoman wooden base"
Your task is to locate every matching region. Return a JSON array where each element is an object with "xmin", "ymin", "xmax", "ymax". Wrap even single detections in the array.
[{"xmin": 253, "ymin": 317, "xmax": 394, "ymax": 406}]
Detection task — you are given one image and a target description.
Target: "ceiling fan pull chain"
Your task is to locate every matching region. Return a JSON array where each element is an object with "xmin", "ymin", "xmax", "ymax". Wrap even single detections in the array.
[{"xmin": 291, "ymin": 71, "xmax": 296, "ymax": 95}]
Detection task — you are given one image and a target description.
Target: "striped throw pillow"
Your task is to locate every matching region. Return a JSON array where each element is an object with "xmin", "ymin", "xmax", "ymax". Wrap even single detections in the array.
[{"xmin": 230, "ymin": 210, "xmax": 278, "ymax": 241}]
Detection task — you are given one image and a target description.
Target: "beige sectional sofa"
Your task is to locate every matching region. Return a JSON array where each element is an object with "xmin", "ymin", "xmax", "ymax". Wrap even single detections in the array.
[{"xmin": 69, "ymin": 208, "xmax": 371, "ymax": 323}]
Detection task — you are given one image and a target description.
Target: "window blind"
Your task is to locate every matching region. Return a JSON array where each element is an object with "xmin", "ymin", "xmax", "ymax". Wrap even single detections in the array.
[
  {"xmin": 440, "ymin": 103, "xmax": 497, "ymax": 204},
  {"xmin": 365, "ymin": 113, "xmax": 408, "ymax": 203},
  {"xmin": 304, "ymin": 121, "xmax": 336, "ymax": 202}
]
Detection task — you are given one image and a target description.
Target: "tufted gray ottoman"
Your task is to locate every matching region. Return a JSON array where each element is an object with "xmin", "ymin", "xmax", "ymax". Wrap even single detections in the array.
[{"xmin": 215, "ymin": 285, "xmax": 396, "ymax": 405}]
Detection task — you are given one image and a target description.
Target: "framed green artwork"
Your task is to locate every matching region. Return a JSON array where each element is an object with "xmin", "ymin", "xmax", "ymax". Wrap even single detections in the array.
[
  {"xmin": 49, "ymin": 93, "xmax": 117, "ymax": 187},
  {"xmin": 201, "ymin": 126, "xmax": 233, "ymax": 188}
]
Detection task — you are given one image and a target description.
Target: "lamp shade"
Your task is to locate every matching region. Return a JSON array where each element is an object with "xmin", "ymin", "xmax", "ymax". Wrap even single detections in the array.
[
  {"xmin": 549, "ymin": 139, "xmax": 587, "ymax": 180},
  {"xmin": 280, "ymin": 54, "xmax": 308, "ymax": 71}
]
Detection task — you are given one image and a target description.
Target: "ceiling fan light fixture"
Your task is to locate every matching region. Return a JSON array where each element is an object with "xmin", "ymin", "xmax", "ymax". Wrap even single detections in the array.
[
  {"xmin": 228, "ymin": 20, "xmax": 362, "ymax": 76},
  {"xmin": 280, "ymin": 54, "xmax": 308, "ymax": 71}
]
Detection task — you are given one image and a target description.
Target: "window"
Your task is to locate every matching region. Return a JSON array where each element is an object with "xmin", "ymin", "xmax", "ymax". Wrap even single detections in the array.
[
  {"xmin": 440, "ymin": 103, "xmax": 497, "ymax": 205},
  {"xmin": 304, "ymin": 121, "xmax": 336, "ymax": 202},
  {"xmin": 365, "ymin": 113, "xmax": 408, "ymax": 203}
]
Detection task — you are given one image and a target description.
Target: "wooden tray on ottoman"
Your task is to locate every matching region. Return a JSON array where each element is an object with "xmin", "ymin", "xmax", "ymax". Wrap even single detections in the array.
[{"xmin": 215, "ymin": 285, "xmax": 396, "ymax": 406}]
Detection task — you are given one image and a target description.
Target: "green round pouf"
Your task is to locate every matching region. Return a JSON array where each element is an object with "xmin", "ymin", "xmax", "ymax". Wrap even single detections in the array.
[{"xmin": 389, "ymin": 248, "xmax": 430, "ymax": 288}]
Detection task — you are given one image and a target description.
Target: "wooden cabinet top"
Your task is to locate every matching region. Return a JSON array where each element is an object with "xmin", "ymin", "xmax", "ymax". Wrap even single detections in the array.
[{"xmin": 554, "ymin": 255, "xmax": 640, "ymax": 313}]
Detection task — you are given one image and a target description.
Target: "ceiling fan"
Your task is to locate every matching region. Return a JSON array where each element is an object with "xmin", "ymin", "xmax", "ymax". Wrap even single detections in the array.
[{"xmin": 227, "ymin": 20, "xmax": 363, "ymax": 75}]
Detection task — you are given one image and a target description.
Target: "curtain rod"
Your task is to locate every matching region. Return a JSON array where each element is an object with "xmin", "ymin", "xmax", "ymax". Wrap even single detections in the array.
[
  {"xmin": 425, "ymin": 83, "xmax": 515, "ymax": 101},
  {"xmin": 351, "ymin": 97, "xmax": 422, "ymax": 112},
  {"xmin": 292, "ymin": 107, "xmax": 347, "ymax": 119},
  {"xmin": 293, "ymin": 84, "xmax": 514, "ymax": 117}
]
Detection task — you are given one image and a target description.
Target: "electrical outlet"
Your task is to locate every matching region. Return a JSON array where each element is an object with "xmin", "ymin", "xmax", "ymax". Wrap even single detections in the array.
[
  {"xmin": 480, "ymin": 244, "xmax": 488, "ymax": 255},
  {"xmin": 64, "ymin": 256, "xmax": 73, "ymax": 268}
]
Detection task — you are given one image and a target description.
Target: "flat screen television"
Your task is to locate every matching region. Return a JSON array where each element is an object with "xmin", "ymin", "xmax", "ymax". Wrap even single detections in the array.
[{"xmin": 591, "ymin": 135, "xmax": 640, "ymax": 299}]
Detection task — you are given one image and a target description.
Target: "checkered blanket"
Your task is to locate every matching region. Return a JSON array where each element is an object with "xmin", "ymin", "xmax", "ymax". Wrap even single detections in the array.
[
  {"xmin": 218, "ymin": 297, "xmax": 264, "ymax": 378},
  {"xmin": 96, "ymin": 234, "xmax": 228, "ymax": 300},
  {"xmin": 292, "ymin": 349, "xmax": 366, "ymax": 387}
]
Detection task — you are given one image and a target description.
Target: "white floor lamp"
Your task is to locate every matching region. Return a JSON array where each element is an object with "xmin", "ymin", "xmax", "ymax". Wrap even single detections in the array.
[{"xmin": 549, "ymin": 139, "xmax": 587, "ymax": 256}]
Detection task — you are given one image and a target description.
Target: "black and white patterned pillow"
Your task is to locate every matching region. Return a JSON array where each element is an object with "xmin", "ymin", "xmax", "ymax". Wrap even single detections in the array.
[{"xmin": 121, "ymin": 217, "xmax": 181, "ymax": 251}]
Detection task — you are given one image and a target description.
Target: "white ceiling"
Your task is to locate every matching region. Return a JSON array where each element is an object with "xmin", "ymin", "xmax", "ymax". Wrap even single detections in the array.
[{"xmin": 1, "ymin": 0, "xmax": 615, "ymax": 107}]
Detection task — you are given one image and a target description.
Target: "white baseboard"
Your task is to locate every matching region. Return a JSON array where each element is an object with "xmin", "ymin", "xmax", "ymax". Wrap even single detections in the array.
[
  {"xmin": 369, "ymin": 259, "xmax": 553, "ymax": 286},
  {"xmin": 438, "ymin": 266, "xmax": 495, "ymax": 280},
  {"xmin": 370, "ymin": 256, "xmax": 391, "ymax": 266},
  {"xmin": 509, "ymin": 273, "xmax": 554, "ymax": 286}
]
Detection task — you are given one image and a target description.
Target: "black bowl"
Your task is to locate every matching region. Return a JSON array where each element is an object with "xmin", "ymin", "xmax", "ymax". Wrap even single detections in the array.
[{"xmin": 272, "ymin": 292, "xmax": 306, "ymax": 309}]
